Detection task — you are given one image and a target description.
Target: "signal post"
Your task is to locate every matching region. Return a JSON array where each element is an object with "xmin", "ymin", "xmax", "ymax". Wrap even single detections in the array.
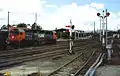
[
  {"xmin": 66, "ymin": 20, "xmax": 75, "ymax": 54},
  {"xmin": 97, "ymin": 10, "xmax": 110, "ymax": 52},
  {"xmin": 97, "ymin": 9, "xmax": 111, "ymax": 61}
]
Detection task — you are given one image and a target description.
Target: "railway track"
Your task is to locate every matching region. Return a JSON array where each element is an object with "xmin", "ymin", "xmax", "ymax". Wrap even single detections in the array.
[
  {"xmin": 0, "ymin": 47, "xmax": 91, "ymax": 70},
  {"xmin": 0, "ymin": 42, "xmax": 94, "ymax": 70},
  {"xmin": 72, "ymin": 51, "xmax": 97, "ymax": 76},
  {"xmin": 0, "ymin": 49, "xmax": 68, "ymax": 70},
  {"xmin": 0, "ymin": 42, "xmax": 91, "ymax": 59},
  {"xmin": 47, "ymin": 48, "xmax": 101, "ymax": 76},
  {"xmin": 47, "ymin": 52, "xmax": 85, "ymax": 76},
  {"xmin": 0, "ymin": 39, "xmax": 96, "ymax": 58},
  {"xmin": 84, "ymin": 53, "xmax": 104, "ymax": 76},
  {"xmin": 45, "ymin": 46, "xmax": 102, "ymax": 76},
  {"xmin": 0, "ymin": 39, "xmax": 100, "ymax": 70},
  {"xmin": 0, "ymin": 38, "xmax": 96, "ymax": 51},
  {"xmin": 0, "ymin": 39, "xmax": 91, "ymax": 53}
]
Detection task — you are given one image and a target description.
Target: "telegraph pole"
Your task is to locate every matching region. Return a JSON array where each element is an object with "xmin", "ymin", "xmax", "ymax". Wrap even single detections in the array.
[
  {"xmin": 34, "ymin": 13, "xmax": 37, "ymax": 30},
  {"xmin": 7, "ymin": 11, "xmax": 10, "ymax": 45},
  {"xmin": 94, "ymin": 21, "xmax": 95, "ymax": 33},
  {"xmin": 8, "ymin": 11, "xmax": 10, "ymax": 26},
  {"xmin": 35, "ymin": 13, "xmax": 37, "ymax": 23}
]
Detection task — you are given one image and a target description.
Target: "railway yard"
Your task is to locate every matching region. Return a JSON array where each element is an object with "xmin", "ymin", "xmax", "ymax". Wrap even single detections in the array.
[
  {"xmin": 1, "ymin": 0, "xmax": 120, "ymax": 76},
  {"xmin": 0, "ymin": 38, "xmax": 102, "ymax": 76},
  {"xmin": 0, "ymin": 37, "xmax": 120, "ymax": 76}
]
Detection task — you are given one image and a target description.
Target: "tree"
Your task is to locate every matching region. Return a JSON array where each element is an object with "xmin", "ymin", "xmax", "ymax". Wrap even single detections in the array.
[
  {"xmin": 17, "ymin": 23, "xmax": 27, "ymax": 28},
  {"xmin": 55, "ymin": 27, "xmax": 57, "ymax": 30},
  {"xmin": 27, "ymin": 24, "xmax": 31, "ymax": 27},
  {"xmin": 1, "ymin": 25, "xmax": 8, "ymax": 29},
  {"xmin": 32, "ymin": 23, "xmax": 42, "ymax": 30},
  {"xmin": 32, "ymin": 23, "xmax": 36, "ymax": 30},
  {"xmin": 36, "ymin": 25, "xmax": 42, "ymax": 30},
  {"xmin": 7, "ymin": 25, "xmax": 11, "ymax": 27}
]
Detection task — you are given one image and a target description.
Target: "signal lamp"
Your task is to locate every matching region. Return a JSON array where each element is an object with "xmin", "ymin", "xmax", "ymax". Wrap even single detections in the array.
[
  {"xmin": 106, "ymin": 12, "xmax": 110, "ymax": 17},
  {"xmin": 97, "ymin": 13, "xmax": 100, "ymax": 16}
]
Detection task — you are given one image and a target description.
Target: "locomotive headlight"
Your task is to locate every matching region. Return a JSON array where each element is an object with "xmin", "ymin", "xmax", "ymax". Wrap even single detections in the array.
[{"xmin": 12, "ymin": 36, "xmax": 14, "ymax": 39}]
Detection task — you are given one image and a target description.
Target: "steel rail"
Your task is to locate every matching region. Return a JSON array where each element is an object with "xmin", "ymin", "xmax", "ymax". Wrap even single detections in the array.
[
  {"xmin": 47, "ymin": 51, "xmax": 85, "ymax": 76},
  {"xmin": 73, "ymin": 50, "xmax": 96, "ymax": 76},
  {"xmin": 0, "ymin": 49, "xmax": 68, "ymax": 69},
  {"xmin": 84, "ymin": 53, "xmax": 104, "ymax": 76}
]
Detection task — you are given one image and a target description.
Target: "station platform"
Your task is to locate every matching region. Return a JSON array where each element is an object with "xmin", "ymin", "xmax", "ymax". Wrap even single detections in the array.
[
  {"xmin": 95, "ymin": 55, "xmax": 120, "ymax": 76},
  {"xmin": 95, "ymin": 65, "xmax": 120, "ymax": 76}
]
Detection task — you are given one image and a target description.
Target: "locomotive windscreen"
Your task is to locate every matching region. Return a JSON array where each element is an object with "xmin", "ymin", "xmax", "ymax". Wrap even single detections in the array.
[{"xmin": 10, "ymin": 31, "xmax": 19, "ymax": 35}]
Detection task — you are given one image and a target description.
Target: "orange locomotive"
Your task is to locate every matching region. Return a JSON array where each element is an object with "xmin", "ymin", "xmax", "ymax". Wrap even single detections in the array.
[
  {"xmin": 7, "ymin": 27, "xmax": 26, "ymax": 47},
  {"xmin": 9, "ymin": 27, "xmax": 25, "ymax": 41}
]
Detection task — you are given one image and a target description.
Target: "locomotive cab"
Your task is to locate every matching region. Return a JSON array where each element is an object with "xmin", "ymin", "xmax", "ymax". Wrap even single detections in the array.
[{"xmin": 9, "ymin": 28, "xmax": 25, "ymax": 46}]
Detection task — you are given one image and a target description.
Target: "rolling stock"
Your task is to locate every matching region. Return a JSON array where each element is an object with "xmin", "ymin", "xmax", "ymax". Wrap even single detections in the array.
[{"xmin": 0, "ymin": 26, "xmax": 56, "ymax": 49}]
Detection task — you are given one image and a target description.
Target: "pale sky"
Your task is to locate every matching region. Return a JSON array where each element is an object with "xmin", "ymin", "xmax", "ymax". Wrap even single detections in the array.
[{"xmin": 0, "ymin": 0, "xmax": 120, "ymax": 31}]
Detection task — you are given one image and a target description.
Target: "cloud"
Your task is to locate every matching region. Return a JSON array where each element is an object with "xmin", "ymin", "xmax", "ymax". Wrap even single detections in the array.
[
  {"xmin": 0, "ymin": 0, "xmax": 46, "ymax": 25},
  {"xmin": 90, "ymin": 3, "xmax": 104, "ymax": 9},
  {"xmin": 0, "ymin": 8, "xmax": 3, "ymax": 12},
  {"xmin": 0, "ymin": 18, "xmax": 5, "ymax": 20},
  {"xmin": 0, "ymin": 0, "xmax": 46, "ymax": 13},
  {"xmin": 40, "ymin": 2, "xmax": 102, "ymax": 30},
  {"xmin": 40, "ymin": 2, "xmax": 120, "ymax": 31},
  {"xmin": 45, "ymin": 4, "xmax": 58, "ymax": 8},
  {"xmin": 0, "ymin": 0, "xmax": 119, "ymax": 31},
  {"xmin": 117, "ymin": 12, "xmax": 120, "ymax": 17}
]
